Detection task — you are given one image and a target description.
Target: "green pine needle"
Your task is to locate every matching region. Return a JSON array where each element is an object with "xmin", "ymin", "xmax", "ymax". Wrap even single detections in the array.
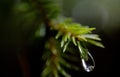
[{"xmin": 87, "ymin": 39, "xmax": 105, "ymax": 48}]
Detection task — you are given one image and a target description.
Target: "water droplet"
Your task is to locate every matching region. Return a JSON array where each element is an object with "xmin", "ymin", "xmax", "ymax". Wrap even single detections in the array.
[
  {"xmin": 77, "ymin": 41, "xmax": 95, "ymax": 72},
  {"xmin": 81, "ymin": 52, "xmax": 95, "ymax": 72}
]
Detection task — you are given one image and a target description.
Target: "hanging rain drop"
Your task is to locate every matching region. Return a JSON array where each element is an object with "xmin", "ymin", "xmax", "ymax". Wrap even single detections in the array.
[
  {"xmin": 81, "ymin": 52, "xmax": 95, "ymax": 72},
  {"xmin": 77, "ymin": 41, "xmax": 95, "ymax": 72}
]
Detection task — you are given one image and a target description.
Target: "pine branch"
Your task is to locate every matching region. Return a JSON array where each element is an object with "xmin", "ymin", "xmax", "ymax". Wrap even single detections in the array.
[{"xmin": 29, "ymin": 0, "xmax": 104, "ymax": 77}]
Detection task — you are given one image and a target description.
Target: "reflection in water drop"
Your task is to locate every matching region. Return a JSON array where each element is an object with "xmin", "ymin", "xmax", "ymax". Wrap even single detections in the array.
[
  {"xmin": 77, "ymin": 41, "xmax": 95, "ymax": 72},
  {"xmin": 81, "ymin": 52, "xmax": 95, "ymax": 72}
]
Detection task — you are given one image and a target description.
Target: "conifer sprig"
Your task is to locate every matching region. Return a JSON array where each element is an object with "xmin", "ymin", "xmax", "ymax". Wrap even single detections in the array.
[{"xmin": 50, "ymin": 18, "xmax": 104, "ymax": 53}]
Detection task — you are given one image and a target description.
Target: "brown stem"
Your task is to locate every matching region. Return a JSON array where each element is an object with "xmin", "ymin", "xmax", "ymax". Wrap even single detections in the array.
[{"xmin": 18, "ymin": 52, "xmax": 31, "ymax": 77}]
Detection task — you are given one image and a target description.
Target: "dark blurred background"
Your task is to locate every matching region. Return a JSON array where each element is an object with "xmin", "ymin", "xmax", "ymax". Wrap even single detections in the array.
[{"xmin": 0, "ymin": 0, "xmax": 120, "ymax": 77}]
